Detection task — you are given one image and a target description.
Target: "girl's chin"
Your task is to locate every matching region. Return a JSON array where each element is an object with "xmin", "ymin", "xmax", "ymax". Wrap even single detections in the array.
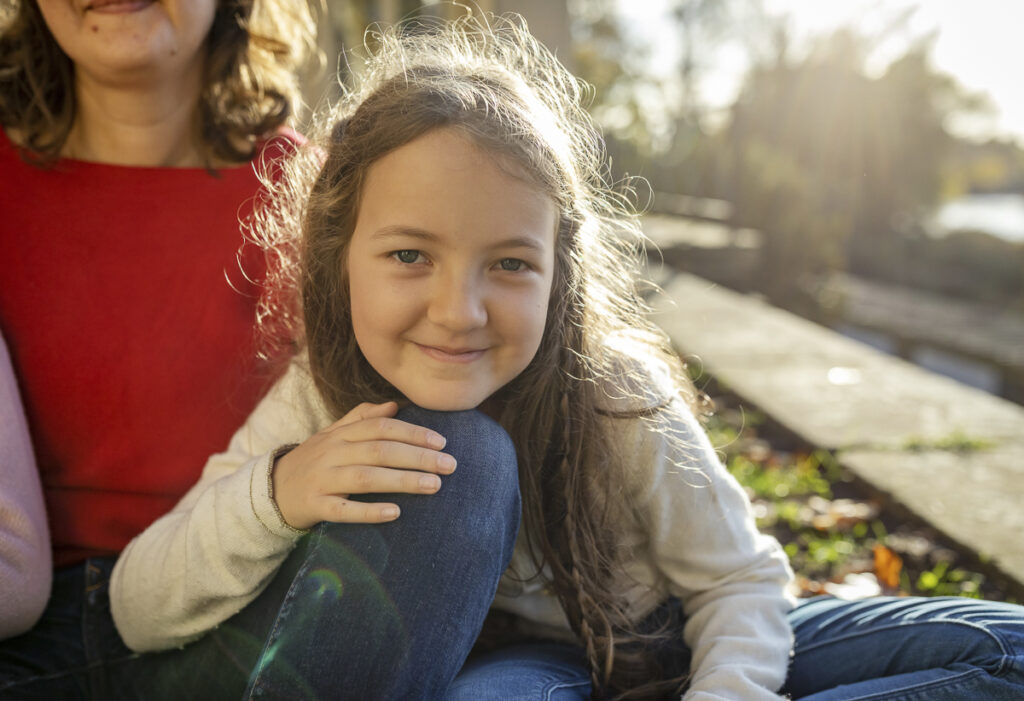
[
  {"xmin": 402, "ymin": 399, "xmax": 484, "ymax": 413},
  {"xmin": 397, "ymin": 393, "xmax": 502, "ymax": 419}
]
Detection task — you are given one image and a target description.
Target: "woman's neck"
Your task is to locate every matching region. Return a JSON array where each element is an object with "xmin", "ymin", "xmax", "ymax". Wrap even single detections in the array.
[{"xmin": 63, "ymin": 64, "xmax": 210, "ymax": 168}]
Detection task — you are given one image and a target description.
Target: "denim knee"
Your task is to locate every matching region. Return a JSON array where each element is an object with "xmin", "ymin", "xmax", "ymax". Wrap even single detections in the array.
[
  {"xmin": 243, "ymin": 409, "xmax": 524, "ymax": 700},
  {"xmin": 395, "ymin": 407, "xmax": 517, "ymax": 473},
  {"xmin": 395, "ymin": 407, "xmax": 521, "ymax": 519}
]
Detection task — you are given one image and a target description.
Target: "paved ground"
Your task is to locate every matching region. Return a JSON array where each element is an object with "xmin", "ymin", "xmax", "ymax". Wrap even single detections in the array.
[
  {"xmin": 649, "ymin": 271, "xmax": 1024, "ymax": 590},
  {"xmin": 642, "ymin": 212, "xmax": 1024, "ymax": 401}
]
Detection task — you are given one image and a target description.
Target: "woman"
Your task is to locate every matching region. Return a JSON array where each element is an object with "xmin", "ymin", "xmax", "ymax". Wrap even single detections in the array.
[{"xmin": 0, "ymin": 0, "xmax": 314, "ymax": 695}]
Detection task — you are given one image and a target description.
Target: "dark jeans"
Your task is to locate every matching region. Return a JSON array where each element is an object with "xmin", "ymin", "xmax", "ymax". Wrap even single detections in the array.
[
  {"xmin": 784, "ymin": 595, "xmax": 1024, "ymax": 700},
  {"xmin": 0, "ymin": 408, "xmax": 522, "ymax": 700},
  {"xmin": 4, "ymin": 408, "xmax": 1024, "ymax": 698},
  {"xmin": 447, "ymin": 597, "xmax": 1024, "ymax": 700}
]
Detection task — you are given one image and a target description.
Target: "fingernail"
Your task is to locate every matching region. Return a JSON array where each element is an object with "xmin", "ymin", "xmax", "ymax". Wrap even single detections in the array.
[
  {"xmin": 427, "ymin": 431, "xmax": 446, "ymax": 449},
  {"xmin": 420, "ymin": 475, "xmax": 441, "ymax": 491},
  {"xmin": 382, "ymin": 506, "xmax": 400, "ymax": 520},
  {"xmin": 437, "ymin": 454, "xmax": 457, "ymax": 472}
]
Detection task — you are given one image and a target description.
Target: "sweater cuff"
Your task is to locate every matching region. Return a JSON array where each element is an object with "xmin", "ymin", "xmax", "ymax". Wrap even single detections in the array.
[{"xmin": 249, "ymin": 445, "xmax": 308, "ymax": 538}]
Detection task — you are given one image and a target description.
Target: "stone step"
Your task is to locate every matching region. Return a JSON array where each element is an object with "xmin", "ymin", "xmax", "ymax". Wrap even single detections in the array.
[{"xmin": 649, "ymin": 271, "xmax": 1024, "ymax": 590}]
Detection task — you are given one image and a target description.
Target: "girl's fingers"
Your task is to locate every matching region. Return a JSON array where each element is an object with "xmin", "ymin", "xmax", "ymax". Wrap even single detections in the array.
[
  {"xmin": 324, "ymin": 464, "xmax": 443, "ymax": 496},
  {"xmin": 275, "ymin": 404, "xmax": 456, "ymax": 529},
  {"xmin": 343, "ymin": 440, "xmax": 456, "ymax": 474},
  {"xmin": 316, "ymin": 496, "xmax": 402, "ymax": 524},
  {"xmin": 332, "ymin": 401, "xmax": 399, "ymax": 429},
  {"xmin": 333, "ymin": 415, "xmax": 448, "ymax": 451}
]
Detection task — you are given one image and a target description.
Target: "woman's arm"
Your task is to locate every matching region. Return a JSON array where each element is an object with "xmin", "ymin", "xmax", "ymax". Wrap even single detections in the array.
[
  {"xmin": 109, "ymin": 361, "xmax": 327, "ymax": 652},
  {"xmin": 0, "ymin": 331, "xmax": 51, "ymax": 640},
  {"xmin": 630, "ymin": 399, "xmax": 795, "ymax": 701}
]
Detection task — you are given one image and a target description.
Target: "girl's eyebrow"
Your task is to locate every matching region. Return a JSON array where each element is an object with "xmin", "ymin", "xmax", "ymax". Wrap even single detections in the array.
[
  {"xmin": 370, "ymin": 225, "xmax": 438, "ymax": 242},
  {"xmin": 370, "ymin": 225, "xmax": 547, "ymax": 252}
]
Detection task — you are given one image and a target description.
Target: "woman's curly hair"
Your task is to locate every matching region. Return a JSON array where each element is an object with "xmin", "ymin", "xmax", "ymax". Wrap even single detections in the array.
[
  {"xmin": 249, "ymin": 12, "xmax": 703, "ymax": 699},
  {"xmin": 0, "ymin": 0, "xmax": 315, "ymax": 165}
]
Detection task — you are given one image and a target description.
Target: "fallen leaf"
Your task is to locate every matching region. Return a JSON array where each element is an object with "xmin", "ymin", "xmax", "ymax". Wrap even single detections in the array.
[{"xmin": 873, "ymin": 544, "xmax": 904, "ymax": 589}]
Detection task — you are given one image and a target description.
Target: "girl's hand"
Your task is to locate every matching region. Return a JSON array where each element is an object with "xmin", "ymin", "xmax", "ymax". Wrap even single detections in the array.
[{"xmin": 271, "ymin": 402, "xmax": 456, "ymax": 530}]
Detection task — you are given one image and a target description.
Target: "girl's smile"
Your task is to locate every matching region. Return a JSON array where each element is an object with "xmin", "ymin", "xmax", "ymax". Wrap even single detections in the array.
[
  {"xmin": 346, "ymin": 128, "xmax": 558, "ymax": 411},
  {"xmin": 414, "ymin": 344, "xmax": 487, "ymax": 364}
]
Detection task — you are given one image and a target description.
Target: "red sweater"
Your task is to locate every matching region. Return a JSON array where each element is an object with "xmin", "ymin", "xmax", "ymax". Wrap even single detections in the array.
[{"xmin": 0, "ymin": 131, "xmax": 293, "ymax": 567}]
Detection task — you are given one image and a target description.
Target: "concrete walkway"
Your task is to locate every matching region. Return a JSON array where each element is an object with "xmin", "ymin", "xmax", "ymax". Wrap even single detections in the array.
[{"xmin": 649, "ymin": 271, "xmax": 1024, "ymax": 590}]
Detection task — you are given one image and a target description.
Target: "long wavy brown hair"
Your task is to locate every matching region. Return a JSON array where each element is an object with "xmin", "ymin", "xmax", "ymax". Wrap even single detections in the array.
[
  {"xmin": 250, "ymin": 13, "xmax": 702, "ymax": 699},
  {"xmin": 0, "ymin": 0, "xmax": 315, "ymax": 165}
]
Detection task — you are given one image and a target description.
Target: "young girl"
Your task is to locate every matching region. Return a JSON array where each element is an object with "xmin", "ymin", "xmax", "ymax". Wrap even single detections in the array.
[{"xmin": 105, "ymin": 13, "xmax": 1024, "ymax": 701}]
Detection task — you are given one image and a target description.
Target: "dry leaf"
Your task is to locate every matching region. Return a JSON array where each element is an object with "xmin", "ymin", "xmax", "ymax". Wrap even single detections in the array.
[{"xmin": 873, "ymin": 544, "xmax": 904, "ymax": 589}]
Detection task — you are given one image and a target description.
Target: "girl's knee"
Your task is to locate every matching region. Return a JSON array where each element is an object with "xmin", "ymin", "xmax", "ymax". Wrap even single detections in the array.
[
  {"xmin": 396, "ymin": 407, "xmax": 518, "ymax": 491},
  {"xmin": 393, "ymin": 407, "xmax": 521, "ymax": 556},
  {"xmin": 396, "ymin": 407, "xmax": 514, "ymax": 451}
]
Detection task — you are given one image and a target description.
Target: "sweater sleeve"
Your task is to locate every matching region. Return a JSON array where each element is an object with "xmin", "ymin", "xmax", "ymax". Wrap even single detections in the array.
[
  {"xmin": 0, "ymin": 332, "xmax": 52, "ymax": 640},
  {"xmin": 625, "ymin": 399, "xmax": 795, "ymax": 700},
  {"xmin": 109, "ymin": 360, "xmax": 329, "ymax": 652}
]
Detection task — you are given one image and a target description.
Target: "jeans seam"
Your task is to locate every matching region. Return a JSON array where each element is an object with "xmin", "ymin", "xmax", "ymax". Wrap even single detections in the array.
[
  {"xmin": 828, "ymin": 667, "xmax": 986, "ymax": 701},
  {"xmin": 797, "ymin": 618, "xmax": 1013, "ymax": 677},
  {"xmin": 246, "ymin": 527, "xmax": 325, "ymax": 697},
  {"xmin": 542, "ymin": 678, "xmax": 591, "ymax": 700},
  {"xmin": 0, "ymin": 654, "xmax": 138, "ymax": 691}
]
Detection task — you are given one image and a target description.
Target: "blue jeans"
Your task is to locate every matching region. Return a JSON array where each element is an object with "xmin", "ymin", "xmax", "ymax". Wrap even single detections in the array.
[
  {"xmin": 784, "ymin": 595, "xmax": 1024, "ymax": 700},
  {"xmin": 2, "ymin": 407, "xmax": 1024, "ymax": 698},
  {"xmin": 437, "ymin": 596, "xmax": 1024, "ymax": 700},
  {"xmin": 0, "ymin": 408, "xmax": 521, "ymax": 700}
]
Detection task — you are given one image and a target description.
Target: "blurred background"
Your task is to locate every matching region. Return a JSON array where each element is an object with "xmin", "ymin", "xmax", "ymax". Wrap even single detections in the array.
[{"xmin": 306, "ymin": 0, "xmax": 1024, "ymax": 405}]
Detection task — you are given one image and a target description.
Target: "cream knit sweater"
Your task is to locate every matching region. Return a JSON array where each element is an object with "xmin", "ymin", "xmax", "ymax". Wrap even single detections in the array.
[{"xmin": 110, "ymin": 359, "xmax": 795, "ymax": 700}]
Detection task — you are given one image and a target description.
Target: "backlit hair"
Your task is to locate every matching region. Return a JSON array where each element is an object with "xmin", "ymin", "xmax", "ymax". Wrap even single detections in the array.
[
  {"xmin": 250, "ymin": 12, "xmax": 700, "ymax": 699},
  {"xmin": 0, "ymin": 0, "xmax": 315, "ymax": 165}
]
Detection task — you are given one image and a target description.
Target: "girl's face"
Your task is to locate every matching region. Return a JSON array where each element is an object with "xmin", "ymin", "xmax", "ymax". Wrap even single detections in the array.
[
  {"xmin": 37, "ymin": 0, "xmax": 216, "ymax": 85},
  {"xmin": 347, "ymin": 128, "xmax": 558, "ymax": 411}
]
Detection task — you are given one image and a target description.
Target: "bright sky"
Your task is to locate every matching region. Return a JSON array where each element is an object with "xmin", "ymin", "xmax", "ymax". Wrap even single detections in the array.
[
  {"xmin": 619, "ymin": 0, "xmax": 1024, "ymax": 143},
  {"xmin": 764, "ymin": 0, "xmax": 1024, "ymax": 143}
]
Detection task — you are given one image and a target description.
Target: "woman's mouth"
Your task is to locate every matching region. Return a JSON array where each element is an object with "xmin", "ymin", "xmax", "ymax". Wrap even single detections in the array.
[{"xmin": 86, "ymin": 0, "xmax": 155, "ymax": 14}]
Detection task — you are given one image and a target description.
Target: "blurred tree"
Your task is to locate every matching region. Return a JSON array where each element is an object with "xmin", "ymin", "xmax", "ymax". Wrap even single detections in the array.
[
  {"xmin": 670, "ymin": 0, "xmax": 732, "ymax": 130},
  {"xmin": 721, "ymin": 24, "xmax": 984, "ymax": 302},
  {"xmin": 571, "ymin": 0, "xmax": 676, "ymax": 160},
  {"xmin": 314, "ymin": 1, "xmax": 570, "ymax": 107},
  {"xmin": 570, "ymin": 0, "xmax": 756, "ymax": 163}
]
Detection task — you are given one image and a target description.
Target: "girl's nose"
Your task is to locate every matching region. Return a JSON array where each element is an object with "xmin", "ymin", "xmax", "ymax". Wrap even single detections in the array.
[{"xmin": 427, "ymin": 274, "xmax": 488, "ymax": 332}]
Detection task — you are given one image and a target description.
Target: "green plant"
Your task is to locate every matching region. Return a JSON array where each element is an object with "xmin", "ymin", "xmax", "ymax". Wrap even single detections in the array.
[
  {"xmin": 706, "ymin": 394, "xmax": 1015, "ymax": 602},
  {"xmin": 902, "ymin": 431, "xmax": 994, "ymax": 453}
]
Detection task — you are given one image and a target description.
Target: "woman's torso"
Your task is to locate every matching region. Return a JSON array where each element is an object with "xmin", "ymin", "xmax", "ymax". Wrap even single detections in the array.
[{"xmin": 0, "ymin": 130, "xmax": 293, "ymax": 566}]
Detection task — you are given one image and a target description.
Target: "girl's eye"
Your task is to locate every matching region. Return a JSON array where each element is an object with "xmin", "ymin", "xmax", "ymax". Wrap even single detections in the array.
[
  {"xmin": 392, "ymin": 250, "xmax": 423, "ymax": 264},
  {"xmin": 497, "ymin": 258, "xmax": 526, "ymax": 272}
]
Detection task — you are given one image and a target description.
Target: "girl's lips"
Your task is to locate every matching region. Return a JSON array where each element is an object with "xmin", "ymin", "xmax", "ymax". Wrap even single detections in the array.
[
  {"xmin": 415, "ymin": 344, "xmax": 487, "ymax": 364},
  {"xmin": 86, "ymin": 0, "xmax": 155, "ymax": 14}
]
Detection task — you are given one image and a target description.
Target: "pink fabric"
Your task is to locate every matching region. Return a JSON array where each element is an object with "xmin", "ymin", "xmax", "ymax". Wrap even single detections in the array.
[{"xmin": 0, "ymin": 330, "xmax": 50, "ymax": 639}]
